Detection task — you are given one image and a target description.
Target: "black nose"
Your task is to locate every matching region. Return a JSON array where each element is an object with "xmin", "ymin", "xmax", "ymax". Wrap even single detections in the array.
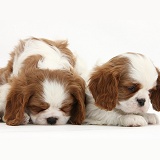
[
  {"xmin": 137, "ymin": 98, "xmax": 146, "ymax": 107},
  {"xmin": 47, "ymin": 117, "xmax": 57, "ymax": 125}
]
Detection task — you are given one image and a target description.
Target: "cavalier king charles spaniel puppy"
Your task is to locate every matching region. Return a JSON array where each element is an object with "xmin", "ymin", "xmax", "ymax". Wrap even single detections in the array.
[
  {"xmin": 0, "ymin": 37, "xmax": 86, "ymax": 126},
  {"xmin": 84, "ymin": 52, "xmax": 160, "ymax": 127}
]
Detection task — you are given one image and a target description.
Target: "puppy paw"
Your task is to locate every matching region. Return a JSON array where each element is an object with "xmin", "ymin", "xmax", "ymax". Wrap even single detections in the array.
[
  {"xmin": 2, "ymin": 116, "xmax": 6, "ymax": 122},
  {"xmin": 21, "ymin": 113, "xmax": 30, "ymax": 125},
  {"xmin": 142, "ymin": 113, "xmax": 159, "ymax": 125},
  {"xmin": 119, "ymin": 115, "xmax": 148, "ymax": 127}
]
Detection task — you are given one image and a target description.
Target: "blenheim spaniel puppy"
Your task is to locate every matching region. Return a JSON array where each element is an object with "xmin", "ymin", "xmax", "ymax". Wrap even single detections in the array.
[
  {"xmin": 84, "ymin": 52, "xmax": 160, "ymax": 127},
  {"xmin": 0, "ymin": 37, "xmax": 86, "ymax": 126}
]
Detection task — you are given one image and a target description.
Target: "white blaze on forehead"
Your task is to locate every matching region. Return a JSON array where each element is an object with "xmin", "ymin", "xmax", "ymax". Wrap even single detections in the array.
[
  {"xmin": 42, "ymin": 80, "xmax": 68, "ymax": 108},
  {"xmin": 12, "ymin": 39, "xmax": 72, "ymax": 76},
  {"xmin": 122, "ymin": 53, "xmax": 158, "ymax": 89}
]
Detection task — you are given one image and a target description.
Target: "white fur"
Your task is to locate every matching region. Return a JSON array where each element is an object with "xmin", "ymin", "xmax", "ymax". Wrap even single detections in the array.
[
  {"xmin": 42, "ymin": 80, "xmax": 68, "ymax": 106},
  {"xmin": 84, "ymin": 90, "xmax": 159, "ymax": 126},
  {"xmin": 74, "ymin": 54, "xmax": 89, "ymax": 81},
  {"xmin": 12, "ymin": 39, "xmax": 72, "ymax": 77},
  {"xmin": 123, "ymin": 53, "xmax": 158, "ymax": 88},
  {"xmin": 12, "ymin": 38, "xmax": 87, "ymax": 80},
  {"xmin": 30, "ymin": 80, "xmax": 70, "ymax": 125},
  {"xmin": 0, "ymin": 83, "xmax": 11, "ymax": 113},
  {"xmin": 116, "ymin": 88, "xmax": 150, "ymax": 114},
  {"xmin": 84, "ymin": 53, "xmax": 159, "ymax": 127}
]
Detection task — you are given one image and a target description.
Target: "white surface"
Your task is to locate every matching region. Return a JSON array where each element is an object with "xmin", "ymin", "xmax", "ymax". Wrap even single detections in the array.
[
  {"xmin": 1, "ymin": 123, "xmax": 160, "ymax": 160},
  {"xmin": 1, "ymin": 0, "xmax": 160, "ymax": 160}
]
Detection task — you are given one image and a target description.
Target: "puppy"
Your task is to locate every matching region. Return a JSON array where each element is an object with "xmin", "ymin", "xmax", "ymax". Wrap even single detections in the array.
[
  {"xmin": 0, "ymin": 37, "xmax": 86, "ymax": 126},
  {"xmin": 84, "ymin": 52, "xmax": 160, "ymax": 127}
]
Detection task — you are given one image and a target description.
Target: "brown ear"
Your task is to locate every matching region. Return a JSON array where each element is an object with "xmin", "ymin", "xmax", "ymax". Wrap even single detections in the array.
[
  {"xmin": 69, "ymin": 75, "xmax": 86, "ymax": 125},
  {"xmin": 150, "ymin": 69, "xmax": 160, "ymax": 111},
  {"xmin": 4, "ymin": 79, "xmax": 32, "ymax": 126},
  {"xmin": 88, "ymin": 67, "xmax": 118, "ymax": 110}
]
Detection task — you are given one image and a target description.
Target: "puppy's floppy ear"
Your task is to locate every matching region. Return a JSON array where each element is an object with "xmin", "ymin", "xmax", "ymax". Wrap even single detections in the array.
[
  {"xmin": 88, "ymin": 66, "xmax": 118, "ymax": 111},
  {"xmin": 69, "ymin": 74, "xmax": 86, "ymax": 125},
  {"xmin": 4, "ymin": 78, "xmax": 33, "ymax": 126},
  {"xmin": 150, "ymin": 68, "xmax": 160, "ymax": 111}
]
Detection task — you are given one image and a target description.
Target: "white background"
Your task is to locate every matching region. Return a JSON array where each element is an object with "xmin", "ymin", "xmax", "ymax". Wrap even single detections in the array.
[{"xmin": 1, "ymin": 0, "xmax": 160, "ymax": 160}]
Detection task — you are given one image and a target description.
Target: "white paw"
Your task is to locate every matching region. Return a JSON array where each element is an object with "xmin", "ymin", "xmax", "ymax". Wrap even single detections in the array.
[
  {"xmin": 22, "ymin": 113, "xmax": 30, "ymax": 125},
  {"xmin": 119, "ymin": 115, "xmax": 148, "ymax": 127},
  {"xmin": 2, "ymin": 116, "xmax": 5, "ymax": 122},
  {"xmin": 142, "ymin": 113, "xmax": 159, "ymax": 125}
]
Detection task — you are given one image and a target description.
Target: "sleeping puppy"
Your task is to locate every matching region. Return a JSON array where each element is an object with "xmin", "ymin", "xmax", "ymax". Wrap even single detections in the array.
[
  {"xmin": 1, "ymin": 37, "xmax": 86, "ymax": 126},
  {"xmin": 84, "ymin": 52, "xmax": 160, "ymax": 127}
]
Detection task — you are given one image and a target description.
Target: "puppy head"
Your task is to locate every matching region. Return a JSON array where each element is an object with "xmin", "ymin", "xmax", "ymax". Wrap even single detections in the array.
[
  {"xmin": 89, "ymin": 52, "xmax": 159, "ymax": 114},
  {"xmin": 4, "ymin": 70, "xmax": 85, "ymax": 125}
]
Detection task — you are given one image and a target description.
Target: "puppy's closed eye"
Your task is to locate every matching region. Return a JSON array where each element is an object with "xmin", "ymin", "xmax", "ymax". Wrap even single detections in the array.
[
  {"xmin": 61, "ymin": 104, "xmax": 72, "ymax": 114},
  {"xmin": 29, "ymin": 102, "xmax": 49, "ymax": 114}
]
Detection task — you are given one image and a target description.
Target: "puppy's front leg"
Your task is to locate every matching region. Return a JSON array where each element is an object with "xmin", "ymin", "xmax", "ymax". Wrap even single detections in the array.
[
  {"xmin": 119, "ymin": 114, "xmax": 148, "ymax": 127},
  {"xmin": 141, "ymin": 113, "xmax": 159, "ymax": 125},
  {"xmin": 22, "ymin": 113, "xmax": 30, "ymax": 124}
]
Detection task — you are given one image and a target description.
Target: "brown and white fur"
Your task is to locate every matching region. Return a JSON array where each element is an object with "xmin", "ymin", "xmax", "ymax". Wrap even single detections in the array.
[
  {"xmin": 0, "ymin": 37, "xmax": 86, "ymax": 126},
  {"xmin": 84, "ymin": 52, "xmax": 160, "ymax": 127}
]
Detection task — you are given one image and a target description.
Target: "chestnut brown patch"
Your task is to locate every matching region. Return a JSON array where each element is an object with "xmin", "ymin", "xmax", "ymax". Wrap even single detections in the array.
[
  {"xmin": 118, "ymin": 81, "xmax": 141, "ymax": 101},
  {"xmin": 150, "ymin": 68, "xmax": 160, "ymax": 111},
  {"xmin": 89, "ymin": 56, "xmax": 131, "ymax": 110},
  {"xmin": 28, "ymin": 101, "xmax": 49, "ymax": 114}
]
